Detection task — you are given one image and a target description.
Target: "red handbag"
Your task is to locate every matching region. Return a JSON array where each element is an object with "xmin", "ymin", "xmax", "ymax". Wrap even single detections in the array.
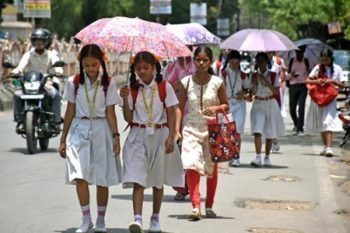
[
  {"xmin": 207, "ymin": 111, "xmax": 240, "ymax": 162},
  {"xmin": 306, "ymin": 73, "xmax": 338, "ymax": 107}
]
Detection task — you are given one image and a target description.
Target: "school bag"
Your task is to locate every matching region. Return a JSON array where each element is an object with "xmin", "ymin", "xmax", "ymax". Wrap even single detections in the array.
[
  {"xmin": 287, "ymin": 57, "xmax": 310, "ymax": 87},
  {"xmin": 73, "ymin": 74, "xmax": 112, "ymax": 97},
  {"xmin": 252, "ymin": 71, "xmax": 281, "ymax": 108},
  {"xmin": 130, "ymin": 79, "xmax": 167, "ymax": 105}
]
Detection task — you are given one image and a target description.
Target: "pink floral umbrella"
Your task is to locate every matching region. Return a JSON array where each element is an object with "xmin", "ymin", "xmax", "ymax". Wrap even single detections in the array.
[{"xmin": 75, "ymin": 16, "xmax": 192, "ymax": 59}]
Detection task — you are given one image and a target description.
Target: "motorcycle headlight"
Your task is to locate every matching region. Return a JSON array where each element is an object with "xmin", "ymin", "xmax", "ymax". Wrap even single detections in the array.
[{"xmin": 24, "ymin": 81, "xmax": 41, "ymax": 94}]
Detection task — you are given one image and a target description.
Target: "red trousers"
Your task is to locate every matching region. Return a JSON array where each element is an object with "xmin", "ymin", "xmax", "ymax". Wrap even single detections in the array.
[{"xmin": 186, "ymin": 163, "xmax": 218, "ymax": 209}]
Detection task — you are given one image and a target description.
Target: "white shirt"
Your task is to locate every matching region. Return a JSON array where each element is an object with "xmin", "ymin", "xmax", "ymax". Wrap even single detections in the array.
[
  {"xmin": 255, "ymin": 69, "xmax": 280, "ymax": 97},
  {"xmin": 63, "ymin": 72, "xmax": 121, "ymax": 118},
  {"xmin": 12, "ymin": 48, "xmax": 63, "ymax": 75},
  {"xmin": 221, "ymin": 67, "xmax": 250, "ymax": 101},
  {"xmin": 270, "ymin": 55, "xmax": 286, "ymax": 76},
  {"xmin": 309, "ymin": 63, "xmax": 344, "ymax": 82},
  {"xmin": 126, "ymin": 79, "xmax": 178, "ymax": 124}
]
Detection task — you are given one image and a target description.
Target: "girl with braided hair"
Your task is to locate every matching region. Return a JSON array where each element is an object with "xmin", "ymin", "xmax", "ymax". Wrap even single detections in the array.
[
  {"xmin": 59, "ymin": 44, "xmax": 122, "ymax": 233},
  {"xmin": 119, "ymin": 51, "xmax": 184, "ymax": 233}
]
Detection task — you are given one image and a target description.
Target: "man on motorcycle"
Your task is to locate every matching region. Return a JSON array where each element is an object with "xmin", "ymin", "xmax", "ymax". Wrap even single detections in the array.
[{"xmin": 11, "ymin": 28, "xmax": 63, "ymax": 133}]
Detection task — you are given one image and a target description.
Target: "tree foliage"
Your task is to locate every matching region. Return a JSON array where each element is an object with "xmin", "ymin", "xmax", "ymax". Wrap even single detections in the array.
[{"xmin": 39, "ymin": 0, "xmax": 349, "ymax": 42}]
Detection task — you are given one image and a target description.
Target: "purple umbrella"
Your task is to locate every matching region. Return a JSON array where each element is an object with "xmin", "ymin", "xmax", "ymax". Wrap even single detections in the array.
[{"xmin": 220, "ymin": 28, "xmax": 298, "ymax": 52}]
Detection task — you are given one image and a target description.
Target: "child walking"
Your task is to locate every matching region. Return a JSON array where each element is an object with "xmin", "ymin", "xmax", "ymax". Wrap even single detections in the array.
[
  {"xmin": 119, "ymin": 51, "xmax": 184, "ymax": 233},
  {"xmin": 250, "ymin": 52, "xmax": 285, "ymax": 167},
  {"xmin": 59, "ymin": 44, "xmax": 122, "ymax": 233},
  {"xmin": 220, "ymin": 50, "xmax": 251, "ymax": 167},
  {"xmin": 305, "ymin": 48, "xmax": 345, "ymax": 156},
  {"xmin": 177, "ymin": 45, "xmax": 228, "ymax": 220}
]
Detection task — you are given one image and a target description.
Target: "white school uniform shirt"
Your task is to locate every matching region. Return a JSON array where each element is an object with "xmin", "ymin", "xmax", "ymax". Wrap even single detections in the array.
[
  {"xmin": 270, "ymin": 55, "xmax": 286, "ymax": 75},
  {"xmin": 222, "ymin": 67, "xmax": 251, "ymax": 102},
  {"xmin": 309, "ymin": 63, "xmax": 344, "ymax": 82},
  {"xmin": 12, "ymin": 48, "xmax": 63, "ymax": 75},
  {"xmin": 63, "ymin": 72, "xmax": 121, "ymax": 117},
  {"xmin": 125, "ymin": 79, "xmax": 178, "ymax": 124},
  {"xmin": 254, "ymin": 68, "xmax": 280, "ymax": 97}
]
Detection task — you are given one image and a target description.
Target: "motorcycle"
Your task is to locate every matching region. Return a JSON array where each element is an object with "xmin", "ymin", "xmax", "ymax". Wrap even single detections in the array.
[
  {"xmin": 338, "ymin": 85, "xmax": 350, "ymax": 147},
  {"xmin": 3, "ymin": 61, "xmax": 65, "ymax": 154}
]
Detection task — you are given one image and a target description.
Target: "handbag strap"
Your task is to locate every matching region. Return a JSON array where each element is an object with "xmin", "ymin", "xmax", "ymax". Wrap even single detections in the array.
[{"xmin": 215, "ymin": 108, "xmax": 230, "ymax": 124}]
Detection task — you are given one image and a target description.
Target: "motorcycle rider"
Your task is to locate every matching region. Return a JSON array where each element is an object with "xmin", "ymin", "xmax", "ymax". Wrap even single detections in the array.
[{"xmin": 11, "ymin": 28, "xmax": 63, "ymax": 133}]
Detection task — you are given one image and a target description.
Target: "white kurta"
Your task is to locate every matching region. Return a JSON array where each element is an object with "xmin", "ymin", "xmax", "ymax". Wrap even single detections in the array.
[
  {"xmin": 181, "ymin": 75, "xmax": 223, "ymax": 176},
  {"xmin": 221, "ymin": 68, "xmax": 251, "ymax": 134},
  {"xmin": 63, "ymin": 73, "xmax": 122, "ymax": 186},
  {"xmin": 305, "ymin": 64, "xmax": 344, "ymax": 133},
  {"xmin": 122, "ymin": 79, "xmax": 184, "ymax": 189},
  {"xmin": 250, "ymin": 69, "xmax": 286, "ymax": 138}
]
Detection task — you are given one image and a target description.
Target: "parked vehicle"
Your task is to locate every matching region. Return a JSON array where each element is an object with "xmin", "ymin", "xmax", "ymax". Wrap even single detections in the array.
[
  {"xmin": 333, "ymin": 50, "xmax": 350, "ymax": 86},
  {"xmin": 3, "ymin": 61, "xmax": 65, "ymax": 154}
]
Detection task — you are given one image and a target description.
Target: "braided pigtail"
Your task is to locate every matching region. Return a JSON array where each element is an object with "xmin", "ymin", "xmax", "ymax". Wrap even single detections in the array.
[
  {"xmin": 155, "ymin": 61, "xmax": 163, "ymax": 83},
  {"xmin": 101, "ymin": 60, "xmax": 110, "ymax": 92},
  {"xmin": 129, "ymin": 63, "xmax": 139, "ymax": 90},
  {"xmin": 79, "ymin": 60, "xmax": 84, "ymax": 84}
]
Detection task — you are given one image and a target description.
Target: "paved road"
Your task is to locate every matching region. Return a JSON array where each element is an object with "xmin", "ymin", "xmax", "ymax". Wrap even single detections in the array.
[{"xmin": 0, "ymin": 99, "xmax": 349, "ymax": 233}]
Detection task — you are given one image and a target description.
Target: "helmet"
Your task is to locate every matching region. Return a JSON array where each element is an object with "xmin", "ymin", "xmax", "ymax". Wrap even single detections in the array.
[{"xmin": 30, "ymin": 28, "xmax": 52, "ymax": 49}]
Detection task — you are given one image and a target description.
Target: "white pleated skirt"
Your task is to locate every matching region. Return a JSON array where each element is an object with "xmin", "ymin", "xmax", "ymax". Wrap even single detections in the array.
[
  {"xmin": 65, "ymin": 118, "xmax": 122, "ymax": 187},
  {"xmin": 305, "ymin": 99, "xmax": 343, "ymax": 133},
  {"xmin": 122, "ymin": 126, "xmax": 184, "ymax": 189},
  {"xmin": 250, "ymin": 99, "xmax": 286, "ymax": 138}
]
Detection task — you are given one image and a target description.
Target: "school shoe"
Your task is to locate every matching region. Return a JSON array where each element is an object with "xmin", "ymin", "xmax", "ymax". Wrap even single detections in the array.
[
  {"xmin": 128, "ymin": 221, "xmax": 144, "ymax": 233},
  {"xmin": 272, "ymin": 142, "xmax": 280, "ymax": 152},
  {"xmin": 319, "ymin": 147, "xmax": 326, "ymax": 156},
  {"xmin": 205, "ymin": 208, "xmax": 217, "ymax": 218},
  {"xmin": 263, "ymin": 157, "xmax": 271, "ymax": 167},
  {"xmin": 75, "ymin": 217, "xmax": 93, "ymax": 233},
  {"xmin": 250, "ymin": 157, "xmax": 262, "ymax": 167},
  {"xmin": 325, "ymin": 147, "xmax": 334, "ymax": 157},
  {"xmin": 188, "ymin": 208, "xmax": 201, "ymax": 221},
  {"xmin": 148, "ymin": 217, "xmax": 161, "ymax": 233},
  {"xmin": 95, "ymin": 218, "xmax": 106, "ymax": 232},
  {"xmin": 231, "ymin": 159, "xmax": 240, "ymax": 167}
]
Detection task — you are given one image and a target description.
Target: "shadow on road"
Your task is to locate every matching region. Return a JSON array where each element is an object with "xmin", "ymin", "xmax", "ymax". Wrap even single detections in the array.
[{"xmin": 7, "ymin": 147, "xmax": 58, "ymax": 155}]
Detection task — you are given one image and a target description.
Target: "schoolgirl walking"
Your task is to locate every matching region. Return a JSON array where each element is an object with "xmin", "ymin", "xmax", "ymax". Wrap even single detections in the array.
[
  {"xmin": 59, "ymin": 44, "xmax": 122, "ymax": 233},
  {"xmin": 119, "ymin": 51, "xmax": 184, "ymax": 233},
  {"xmin": 250, "ymin": 52, "xmax": 285, "ymax": 167}
]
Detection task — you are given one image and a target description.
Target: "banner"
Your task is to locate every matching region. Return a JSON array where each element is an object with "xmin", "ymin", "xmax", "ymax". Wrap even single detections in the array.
[
  {"xmin": 150, "ymin": 0, "xmax": 172, "ymax": 15},
  {"xmin": 23, "ymin": 0, "xmax": 51, "ymax": 18}
]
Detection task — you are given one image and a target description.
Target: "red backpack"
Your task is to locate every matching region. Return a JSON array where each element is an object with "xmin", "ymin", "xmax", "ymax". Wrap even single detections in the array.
[
  {"xmin": 252, "ymin": 71, "xmax": 281, "ymax": 108},
  {"xmin": 73, "ymin": 74, "xmax": 111, "ymax": 97},
  {"xmin": 130, "ymin": 80, "xmax": 167, "ymax": 106}
]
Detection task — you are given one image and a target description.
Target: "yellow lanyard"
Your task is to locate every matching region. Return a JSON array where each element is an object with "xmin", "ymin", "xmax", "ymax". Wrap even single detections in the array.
[
  {"xmin": 83, "ymin": 79, "xmax": 100, "ymax": 118},
  {"xmin": 140, "ymin": 85, "xmax": 156, "ymax": 127}
]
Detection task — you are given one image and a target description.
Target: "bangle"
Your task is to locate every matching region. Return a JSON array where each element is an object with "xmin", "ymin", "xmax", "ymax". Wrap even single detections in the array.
[{"xmin": 112, "ymin": 132, "xmax": 120, "ymax": 138}]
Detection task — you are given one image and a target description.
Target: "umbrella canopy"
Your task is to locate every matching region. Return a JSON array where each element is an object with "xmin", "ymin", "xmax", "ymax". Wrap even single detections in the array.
[
  {"xmin": 75, "ymin": 17, "xmax": 192, "ymax": 59},
  {"xmin": 220, "ymin": 28, "xmax": 298, "ymax": 52},
  {"xmin": 279, "ymin": 38, "xmax": 333, "ymax": 68},
  {"xmin": 165, "ymin": 23, "xmax": 221, "ymax": 45}
]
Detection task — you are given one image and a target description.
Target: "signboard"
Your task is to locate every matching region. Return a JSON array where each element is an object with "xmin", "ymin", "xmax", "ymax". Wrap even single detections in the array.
[
  {"xmin": 23, "ymin": 0, "xmax": 51, "ymax": 18},
  {"xmin": 150, "ymin": 0, "xmax": 172, "ymax": 15},
  {"xmin": 14, "ymin": 0, "xmax": 24, "ymax": 14},
  {"xmin": 217, "ymin": 18, "xmax": 230, "ymax": 36},
  {"xmin": 190, "ymin": 3, "xmax": 207, "ymax": 25},
  {"xmin": 327, "ymin": 22, "xmax": 341, "ymax": 35}
]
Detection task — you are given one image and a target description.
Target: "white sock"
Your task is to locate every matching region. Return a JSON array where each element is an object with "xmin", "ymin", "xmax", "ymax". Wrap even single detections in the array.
[
  {"xmin": 256, "ymin": 154, "xmax": 261, "ymax": 159},
  {"xmin": 81, "ymin": 205, "xmax": 91, "ymax": 218},
  {"xmin": 134, "ymin": 214, "xmax": 142, "ymax": 225}
]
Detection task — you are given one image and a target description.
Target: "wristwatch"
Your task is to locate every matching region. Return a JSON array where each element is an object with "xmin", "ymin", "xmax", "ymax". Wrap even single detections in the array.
[{"xmin": 112, "ymin": 132, "xmax": 120, "ymax": 138}]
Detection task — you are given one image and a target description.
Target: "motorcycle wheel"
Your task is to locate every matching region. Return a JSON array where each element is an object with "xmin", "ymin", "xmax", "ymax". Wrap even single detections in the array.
[
  {"xmin": 25, "ymin": 111, "xmax": 37, "ymax": 154},
  {"xmin": 39, "ymin": 138, "xmax": 49, "ymax": 151}
]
